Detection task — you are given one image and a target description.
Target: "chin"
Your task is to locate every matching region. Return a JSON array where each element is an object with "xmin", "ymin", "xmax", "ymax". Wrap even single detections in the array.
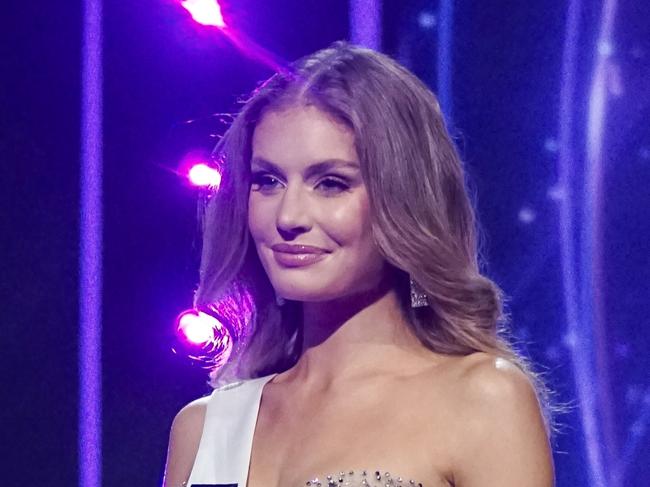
[{"xmin": 272, "ymin": 279, "xmax": 344, "ymax": 303}]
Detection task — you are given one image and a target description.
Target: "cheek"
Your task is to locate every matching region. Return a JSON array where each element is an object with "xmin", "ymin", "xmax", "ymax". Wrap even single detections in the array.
[
  {"xmin": 324, "ymin": 195, "xmax": 374, "ymax": 245},
  {"xmin": 247, "ymin": 195, "xmax": 268, "ymax": 243}
]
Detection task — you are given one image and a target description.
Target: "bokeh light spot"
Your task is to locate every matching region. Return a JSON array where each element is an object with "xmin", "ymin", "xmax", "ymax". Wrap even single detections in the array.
[
  {"xmin": 518, "ymin": 206, "xmax": 537, "ymax": 224},
  {"xmin": 178, "ymin": 310, "xmax": 216, "ymax": 345},
  {"xmin": 188, "ymin": 162, "xmax": 222, "ymax": 188},
  {"xmin": 418, "ymin": 11, "xmax": 437, "ymax": 29},
  {"xmin": 181, "ymin": 0, "xmax": 226, "ymax": 28}
]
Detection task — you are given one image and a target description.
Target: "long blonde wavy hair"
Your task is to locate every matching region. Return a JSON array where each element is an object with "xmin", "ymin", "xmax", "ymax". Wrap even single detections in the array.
[{"xmin": 194, "ymin": 41, "xmax": 551, "ymax": 422}]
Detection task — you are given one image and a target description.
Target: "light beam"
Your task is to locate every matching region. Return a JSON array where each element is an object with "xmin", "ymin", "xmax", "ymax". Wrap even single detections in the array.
[{"xmin": 181, "ymin": 0, "xmax": 225, "ymax": 28}]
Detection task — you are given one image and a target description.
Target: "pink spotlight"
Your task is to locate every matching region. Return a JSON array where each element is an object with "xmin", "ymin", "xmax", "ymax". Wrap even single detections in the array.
[
  {"xmin": 188, "ymin": 163, "xmax": 222, "ymax": 188},
  {"xmin": 181, "ymin": 0, "xmax": 226, "ymax": 28},
  {"xmin": 177, "ymin": 311, "xmax": 217, "ymax": 345}
]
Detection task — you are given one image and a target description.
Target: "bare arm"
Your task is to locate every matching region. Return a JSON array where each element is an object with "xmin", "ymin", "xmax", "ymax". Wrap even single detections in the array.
[
  {"xmin": 451, "ymin": 356, "xmax": 554, "ymax": 486},
  {"xmin": 162, "ymin": 397, "xmax": 208, "ymax": 487}
]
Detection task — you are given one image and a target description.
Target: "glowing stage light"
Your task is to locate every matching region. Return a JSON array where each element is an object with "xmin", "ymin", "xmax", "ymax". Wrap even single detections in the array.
[
  {"xmin": 181, "ymin": 0, "xmax": 226, "ymax": 28},
  {"xmin": 547, "ymin": 185, "xmax": 566, "ymax": 201},
  {"xmin": 188, "ymin": 162, "xmax": 222, "ymax": 188},
  {"xmin": 179, "ymin": 0, "xmax": 285, "ymax": 73},
  {"xmin": 177, "ymin": 310, "xmax": 217, "ymax": 345},
  {"xmin": 518, "ymin": 207, "xmax": 536, "ymax": 224},
  {"xmin": 418, "ymin": 11, "xmax": 437, "ymax": 29},
  {"xmin": 544, "ymin": 137, "xmax": 559, "ymax": 153},
  {"xmin": 174, "ymin": 307, "xmax": 235, "ymax": 369}
]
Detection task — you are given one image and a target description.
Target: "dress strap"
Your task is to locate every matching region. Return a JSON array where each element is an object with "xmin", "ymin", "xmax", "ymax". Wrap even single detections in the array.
[{"xmin": 187, "ymin": 373, "xmax": 277, "ymax": 487}]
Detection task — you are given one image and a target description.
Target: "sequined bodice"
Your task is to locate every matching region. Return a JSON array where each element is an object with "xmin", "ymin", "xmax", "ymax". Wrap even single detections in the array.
[{"xmin": 302, "ymin": 469, "xmax": 424, "ymax": 487}]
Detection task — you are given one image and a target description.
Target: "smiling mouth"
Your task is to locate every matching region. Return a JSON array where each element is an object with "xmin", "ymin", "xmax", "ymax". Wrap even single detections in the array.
[
  {"xmin": 271, "ymin": 250, "xmax": 328, "ymax": 268},
  {"xmin": 271, "ymin": 243, "xmax": 328, "ymax": 254}
]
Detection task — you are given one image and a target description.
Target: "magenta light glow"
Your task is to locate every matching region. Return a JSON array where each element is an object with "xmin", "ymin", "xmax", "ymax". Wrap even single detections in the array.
[
  {"xmin": 173, "ymin": 288, "xmax": 253, "ymax": 373},
  {"xmin": 175, "ymin": 308, "xmax": 235, "ymax": 369},
  {"xmin": 188, "ymin": 163, "xmax": 222, "ymax": 188},
  {"xmin": 181, "ymin": 0, "xmax": 226, "ymax": 28},
  {"xmin": 179, "ymin": 1, "xmax": 286, "ymax": 73},
  {"xmin": 178, "ymin": 310, "xmax": 219, "ymax": 345}
]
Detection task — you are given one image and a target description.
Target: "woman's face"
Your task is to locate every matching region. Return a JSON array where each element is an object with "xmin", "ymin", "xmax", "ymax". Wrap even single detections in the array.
[{"xmin": 248, "ymin": 104, "xmax": 386, "ymax": 302}]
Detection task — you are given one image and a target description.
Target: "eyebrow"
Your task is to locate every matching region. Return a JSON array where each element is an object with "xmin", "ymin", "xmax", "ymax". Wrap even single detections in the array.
[{"xmin": 250, "ymin": 157, "xmax": 360, "ymax": 178}]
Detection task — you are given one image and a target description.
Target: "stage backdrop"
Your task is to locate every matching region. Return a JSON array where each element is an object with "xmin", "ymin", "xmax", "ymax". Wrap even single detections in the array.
[{"xmin": 3, "ymin": 1, "xmax": 648, "ymax": 486}]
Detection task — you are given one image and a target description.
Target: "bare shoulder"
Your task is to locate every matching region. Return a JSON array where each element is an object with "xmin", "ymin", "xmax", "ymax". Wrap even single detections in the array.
[
  {"xmin": 428, "ymin": 352, "xmax": 554, "ymax": 486},
  {"xmin": 454, "ymin": 352, "xmax": 541, "ymax": 407},
  {"xmin": 162, "ymin": 396, "xmax": 210, "ymax": 487}
]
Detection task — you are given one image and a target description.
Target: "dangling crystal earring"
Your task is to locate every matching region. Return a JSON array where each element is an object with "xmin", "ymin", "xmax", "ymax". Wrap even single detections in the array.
[
  {"xmin": 275, "ymin": 293, "xmax": 285, "ymax": 306},
  {"xmin": 410, "ymin": 275, "xmax": 429, "ymax": 308}
]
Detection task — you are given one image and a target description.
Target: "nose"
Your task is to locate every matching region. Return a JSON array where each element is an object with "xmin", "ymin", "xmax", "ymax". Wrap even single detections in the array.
[{"xmin": 275, "ymin": 183, "xmax": 311, "ymax": 237}]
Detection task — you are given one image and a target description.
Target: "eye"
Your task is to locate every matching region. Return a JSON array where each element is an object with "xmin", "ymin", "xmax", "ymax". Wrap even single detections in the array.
[
  {"xmin": 250, "ymin": 171, "xmax": 282, "ymax": 191},
  {"xmin": 316, "ymin": 176, "xmax": 350, "ymax": 194}
]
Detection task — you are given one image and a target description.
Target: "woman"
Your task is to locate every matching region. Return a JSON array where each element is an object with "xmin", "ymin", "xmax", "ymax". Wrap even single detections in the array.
[{"xmin": 164, "ymin": 42, "xmax": 554, "ymax": 487}]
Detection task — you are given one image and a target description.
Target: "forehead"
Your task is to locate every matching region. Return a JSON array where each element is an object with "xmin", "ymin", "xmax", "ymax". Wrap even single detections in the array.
[{"xmin": 251, "ymin": 105, "xmax": 358, "ymax": 167}]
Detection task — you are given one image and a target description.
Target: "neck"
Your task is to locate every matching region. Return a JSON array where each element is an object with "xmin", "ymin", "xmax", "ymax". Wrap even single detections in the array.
[{"xmin": 290, "ymin": 277, "xmax": 433, "ymax": 387}]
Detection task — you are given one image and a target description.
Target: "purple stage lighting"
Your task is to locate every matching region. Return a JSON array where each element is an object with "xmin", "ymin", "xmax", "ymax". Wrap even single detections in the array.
[
  {"xmin": 181, "ymin": 0, "xmax": 226, "ymax": 28},
  {"xmin": 188, "ymin": 162, "xmax": 222, "ymax": 188},
  {"xmin": 178, "ymin": 0, "xmax": 285, "ymax": 72},
  {"xmin": 175, "ymin": 308, "xmax": 234, "ymax": 368},
  {"xmin": 177, "ymin": 310, "xmax": 217, "ymax": 345},
  {"xmin": 79, "ymin": 0, "xmax": 103, "ymax": 486}
]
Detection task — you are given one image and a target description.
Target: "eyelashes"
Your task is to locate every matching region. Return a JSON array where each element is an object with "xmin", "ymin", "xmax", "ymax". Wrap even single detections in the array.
[
  {"xmin": 250, "ymin": 171, "xmax": 351, "ymax": 194},
  {"xmin": 250, "ymin": 172, "xmax": 281, "ymax": 190},
  {"xmin": 315, "ymin": 177, "xmax": 351, "ymax": 192}
]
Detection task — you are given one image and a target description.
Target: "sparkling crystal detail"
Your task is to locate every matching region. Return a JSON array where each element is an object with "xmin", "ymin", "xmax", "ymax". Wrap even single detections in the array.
[{"xmin": 303, "ymin": 469, "xmax": 422, "ymax": 487}]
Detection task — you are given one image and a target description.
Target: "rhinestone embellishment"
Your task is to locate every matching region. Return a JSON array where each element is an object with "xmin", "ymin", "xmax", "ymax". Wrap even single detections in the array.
[{"xmin": 302, "ymin": 469, "xmax": 422, "ymax": 487}]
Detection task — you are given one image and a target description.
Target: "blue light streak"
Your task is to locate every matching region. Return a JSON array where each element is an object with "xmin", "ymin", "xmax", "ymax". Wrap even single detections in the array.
[
  {"xmin": 437, "ymin": 0, "xmax": 454, "ymax": 128},
  {"xmin": 557, "ymin": 0, "xmax": 619, "ymax": 484},
  {"xmin": 79, "ymin": 0, "xmax": 103, "ymax": 486},
  {"xmin": 584, "ymin": 0, "xmax": 620, "ymax": 483},
  {"xmin": 349, "ymin": 0, "xmax": 382, "ymax": 51}
]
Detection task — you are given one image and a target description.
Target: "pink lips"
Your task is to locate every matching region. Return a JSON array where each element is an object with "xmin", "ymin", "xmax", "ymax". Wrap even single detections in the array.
[{"xmin": 270, "ymin": 243, "xmax": 329, "ymax": 268}]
